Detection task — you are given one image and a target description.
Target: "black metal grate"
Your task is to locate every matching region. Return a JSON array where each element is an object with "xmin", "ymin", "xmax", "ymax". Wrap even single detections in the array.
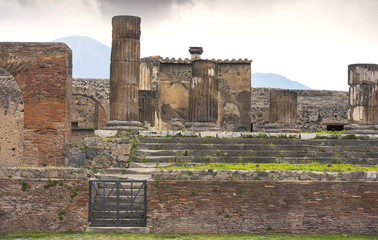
[{"xmin": 89, "ymin": 180, "xmax": 147, "ymax": 227}]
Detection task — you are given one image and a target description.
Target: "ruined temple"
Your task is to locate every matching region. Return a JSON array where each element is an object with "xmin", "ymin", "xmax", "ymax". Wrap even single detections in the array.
[{"xmin": 0, "ymin": 15, "xmax": 377, "ymax": 235}]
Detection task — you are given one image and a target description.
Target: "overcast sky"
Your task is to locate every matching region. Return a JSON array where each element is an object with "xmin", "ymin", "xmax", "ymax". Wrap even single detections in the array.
[{"xmin": 1, "ymin": 0, "xmax": 377, "ymax": 90}]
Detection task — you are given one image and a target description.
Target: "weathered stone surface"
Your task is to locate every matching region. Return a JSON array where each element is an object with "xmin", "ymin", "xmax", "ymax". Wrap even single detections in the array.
[
  {"xmin": 0, "ymin": 179, "xmax": 88, "ymax": 233},
  {"xmin": 147, "ymin": 180, "xmax": 378, "ymax": 234},
  {"xmin": 109, "ymin": 15, "xmax": 141, "ymax": 123},
  {"xmin": 348, "ymin": 64, "xmax": 378, "ymax": 125},
  {"xmin": 84, "ymin": 137, "xmax": 131, "ymax": 169},
  {"xmin": 0, "ymin": 69, "xmax": 23, "ymax": 169},
  {"xmin": 5, "ymin": 167, "xmax": 93, "ymax": 179}
]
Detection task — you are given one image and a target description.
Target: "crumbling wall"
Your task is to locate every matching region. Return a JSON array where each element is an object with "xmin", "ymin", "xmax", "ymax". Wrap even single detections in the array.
[
  {"xmin": 159, "ymin": 60, "xmax": 191, "ymax": 130},
  {"xmin": 251, "ymin": 88, "xmax": 349, "ymax": 132},
  {"xmin": 0, "ymin": 69, "xmax": 23, "ymax": 169},
  {"xmin": 0, "ymin": 43, "xmax": 72, "ymax": 166},
  {"xmin": 218, "ymin": 61, "xmax": 251, "ymax": 131}
]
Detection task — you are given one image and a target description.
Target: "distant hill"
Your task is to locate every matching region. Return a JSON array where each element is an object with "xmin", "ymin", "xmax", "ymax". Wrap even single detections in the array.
[
  {"xmin": 53, "ymin": 36, "xmax": 110, "ymax": 78},
  {"xmin": 252, "ymin": 73, "xmax": 311, "ymax": 90}
]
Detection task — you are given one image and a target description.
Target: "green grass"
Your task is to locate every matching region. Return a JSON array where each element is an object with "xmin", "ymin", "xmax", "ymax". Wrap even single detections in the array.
[
  {"xmin": 0, "ymin": 233, "xmax": 376, "ymax": 240},
  {"xmin": 160, "ymin": 162, "xmax": 378, "ymax": 172}
]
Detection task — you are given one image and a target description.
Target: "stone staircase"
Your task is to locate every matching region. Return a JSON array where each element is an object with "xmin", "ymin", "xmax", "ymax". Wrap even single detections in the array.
[{"xmin": 130, "ymin": 136, "xmax": 378, "ymax": 166}]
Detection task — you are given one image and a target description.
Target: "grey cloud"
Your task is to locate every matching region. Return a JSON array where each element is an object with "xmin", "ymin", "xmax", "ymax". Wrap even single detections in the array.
[{"xmin": 97, "ymin": 0, "xmax": 196, "ymax": 23}]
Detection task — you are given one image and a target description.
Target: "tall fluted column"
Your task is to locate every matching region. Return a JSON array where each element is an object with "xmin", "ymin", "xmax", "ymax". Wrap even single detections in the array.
[
  {"xmin": 265, "ymin": 90, "xmax": 299, "ymax": 133},
  {"xmin": 189, "ymin": 60, "xmax": 218, "ymax": 122},
  {"xmin": 269, "ymin": 90, "xmax": 297, "ymax": 124},
  {"xmin": 345, "ymin": 64, "xmax": 378, "ymax": 133},
  {"xmin": 186, "ymin": 59, "xmax": 220, "ymax": 131},
  {"xmin": 106, "ymin": 15, "xmax": 143, "ymax": 130}
]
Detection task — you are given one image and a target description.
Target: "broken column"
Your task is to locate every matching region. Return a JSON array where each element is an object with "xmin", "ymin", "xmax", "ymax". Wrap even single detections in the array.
[
  {"xmin": 345, "ymin": 64, "xmax": 378, "ymax": 134},
  {"xmin": 106, "ymin": 15, "xmax": 143, "ymax": 130},
  {"xmin": 189, "ymin": 47, "xmax": 203, "ymax": 60},
  {"xmin": 265, "ymin": 90, "xmax": 299, "ymax": 132},
  {"xmin": 185, "ymin": 59, "xmax": 220, "ymax": 131}
]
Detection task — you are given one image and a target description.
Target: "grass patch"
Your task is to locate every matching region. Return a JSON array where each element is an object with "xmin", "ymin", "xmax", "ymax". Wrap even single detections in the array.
[
  {"xmin": 160, "ymin": 162, "xmax": 378, "ymax": 172},
  {"xmin": 0, "ymin": 233, "xmax": 376, "ymax": 240}
]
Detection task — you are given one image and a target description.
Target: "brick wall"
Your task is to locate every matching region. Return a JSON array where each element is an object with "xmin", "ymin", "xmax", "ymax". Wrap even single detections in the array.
[
  {"xmin": 0, "ymin": 43, "xmax": 72, "ymax": 166},
  {"xmin": 0, "ymin": 179, "xmax": 88, "ymax": 233},
  {"xmin": 147, "ymin": 180, "xmax": 378, "ymax": 234}
]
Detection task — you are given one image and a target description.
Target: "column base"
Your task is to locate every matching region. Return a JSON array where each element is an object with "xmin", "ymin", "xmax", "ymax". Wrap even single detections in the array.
[
  {"xmin": 184, "ymin": 122, "xmax": 220, "ymax": 132},
  {"xmin": 264, "ymin": 123, "xmax": 301, "ymax": 133},
  {"xmin": 344, "ymin": 124, "xmax": 378, "ymax": 134},
  {"xmin": 105, "ymin": 120, "xmax": 145, "ymax": 131}
]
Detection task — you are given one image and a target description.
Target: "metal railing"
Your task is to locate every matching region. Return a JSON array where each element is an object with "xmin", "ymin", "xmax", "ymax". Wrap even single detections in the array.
[{"xmin": 89, "ymin": 180, "xmax": 147, "ymax": 227}]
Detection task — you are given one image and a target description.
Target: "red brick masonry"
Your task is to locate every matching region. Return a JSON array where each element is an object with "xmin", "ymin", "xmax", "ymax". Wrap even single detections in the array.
[
  {"xmin": 0, "ymin": 179, "xmax": 88, "ymax": 233},
  {"xmin": 147, "ymin": 180, "xmax": 378, "ymax": 234},
  {"xmin": 0, "ymin": 43, "xmax": 72, "ymax": 166}
]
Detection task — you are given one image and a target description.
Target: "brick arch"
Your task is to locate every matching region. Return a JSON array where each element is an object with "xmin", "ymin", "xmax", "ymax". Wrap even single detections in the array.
[
  {"xmin": 72, "ymin": 78, "xmax": 110, "ymax": 120},
  {"xmin": 72, "ymin": 93, "xmax": 109, "ymax": 124},
  {"xmin": 0, "ymin": 52, "xmax": 33, "ymax": 78}
]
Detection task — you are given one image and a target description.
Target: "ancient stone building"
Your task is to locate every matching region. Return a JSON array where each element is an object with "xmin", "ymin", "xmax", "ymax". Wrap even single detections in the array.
[{"xmin": 0, "ymin": 43, "xmax": 72, "ymax": 166}]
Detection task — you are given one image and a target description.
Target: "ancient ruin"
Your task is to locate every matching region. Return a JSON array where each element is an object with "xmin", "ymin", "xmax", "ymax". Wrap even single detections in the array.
[
  {"xmin": 0, "ymin": 15, "xmax": 377, "ymax": 236},
  {"xmin": 106, "ymin": 15, "xmax": 143, "ymax": 130}
]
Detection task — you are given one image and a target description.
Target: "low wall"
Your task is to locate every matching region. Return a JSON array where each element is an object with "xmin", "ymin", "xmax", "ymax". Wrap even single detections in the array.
[
  {"xmin": 0, "ymin": 179, "xmax": 88, "ymax": 233},
  {"xmin": 147, "ymin": 180, "xmax": 378, "ymax": 234}
]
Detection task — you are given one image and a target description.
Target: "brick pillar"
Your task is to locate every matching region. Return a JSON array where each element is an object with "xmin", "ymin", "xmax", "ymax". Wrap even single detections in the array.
[
  {"xmin": 345, "ymin": 64, "xmax": 378, "ymax": 133},
  {"xmin": 186, "ymin": 60, "xmax": 220, "ymax": 131},
  {"xmin": 269, "ymin": 90, "xmax": 297, "ymax": 124},
  {"xmin": 106, "ymin": 15, "xmax": 143, "ymax": 130}
]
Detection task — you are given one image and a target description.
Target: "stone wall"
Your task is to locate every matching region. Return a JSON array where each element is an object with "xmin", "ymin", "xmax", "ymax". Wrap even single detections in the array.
[
  {"xmin": 0, "ymin": 69, "xmax": 23, "ymax": 168},
  {"xmin": 251, "ymin": 88, "xmax": 349, "ymax": 132},
  {"xmin": 147, "ymin": 180, "xmax": 377, "ymax": 234},
  {"xmin": 218, "ymin": 62, "xmax": 251, "ymax": 131},
  {"xmin": 0, "ymin": 43, "xmax": 72, "ymax": 166},
  {"xmin": 0, "ymin": 179, "xmax": 88, "ymax": 233}
]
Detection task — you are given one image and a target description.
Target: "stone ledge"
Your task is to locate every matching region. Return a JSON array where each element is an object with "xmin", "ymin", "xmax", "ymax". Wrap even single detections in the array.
[
  {"xmin": 3, "ymin": 167, "xmax": 94, "ymax": 179},
  {"xmin": 152, "ymin": 169, "xmax": 378, "ymax": 182},
  {"xmin": 138, "ymin": 131, "xmax": 378, "ymax": 139}
]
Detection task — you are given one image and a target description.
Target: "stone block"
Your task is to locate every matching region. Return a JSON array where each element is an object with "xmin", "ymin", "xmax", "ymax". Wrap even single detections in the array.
[{"xmin": 94, "ymin": 130, "xmax": 118, "ymax": 138}]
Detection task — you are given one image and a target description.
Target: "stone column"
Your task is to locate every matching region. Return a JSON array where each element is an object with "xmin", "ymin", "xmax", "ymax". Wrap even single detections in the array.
[
  {"xmin": 186, "ymin": 59, "xmax": 220, "ymax": 131},
  {"xmin": 265, "ymin": 90, "xmax": 299, "ymax": 133},
  {"xmin": 106, "ymin": 15, "xmax": 143, "ymax": 130},
  {"xmin": 345, "ymin": 64, "xmax": 378, "ymax": 133}
]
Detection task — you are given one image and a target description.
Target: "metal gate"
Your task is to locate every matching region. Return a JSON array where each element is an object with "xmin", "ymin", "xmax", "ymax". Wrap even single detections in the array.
[{"xmin": 89, "ymin": 180, "xmax": 147, "ymax": 227}]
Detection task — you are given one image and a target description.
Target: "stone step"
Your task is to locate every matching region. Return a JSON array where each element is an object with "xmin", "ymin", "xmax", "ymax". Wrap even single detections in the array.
[
  {"xmin": 134, "ymin": 143, "xmax": 377, "ymax": 152},
  {"xmin": 96, "ymin": 174, "xmax": 151, "ymax": 181},
  {"xmin": 92, "ymin": 202, "xmax": 145, "ymax": 211},
  {"xmin": 89, "ymin": 219, "xmax": 146, "ymax": 227},
  {"xmin": 99, "ymin": 168, "xmax": 155, "ymax": 175},
  {"xmin": 93, "ymin": 182, "xmax": 145, "ymax": 189},
  {"xmin": 135, "ymin": 136, "xmax": 378, "ymax": 146},
  {"xmin": 92, "ymin": 195, "xmax": 145, "ymax": 203},
  {"xmin": 132, "ymin": 149, "xmax": 377, "ymax": 159},
  {"xmin": 128, "ymin": 162, "xmax": 175, "ymax": 168},
  {"xmin": 86, "ymin": 226, "xmax": 150, "ymax": 234},
  {"xmin": 131, "ymin": 155, "xmax": 377, "ymax": 165}
]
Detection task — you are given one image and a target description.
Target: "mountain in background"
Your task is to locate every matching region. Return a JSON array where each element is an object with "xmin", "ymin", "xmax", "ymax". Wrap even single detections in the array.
[
  {"xmin": 52, "ymin": 36, "xmax": 311, "ymax": 89},
  {"xmin": 53, "ymin": 36, "xmax": 110, "ymax": 78},
  {"xmin": 252, "ymin": 73, "xmax": 311, "ymax": 90}
]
